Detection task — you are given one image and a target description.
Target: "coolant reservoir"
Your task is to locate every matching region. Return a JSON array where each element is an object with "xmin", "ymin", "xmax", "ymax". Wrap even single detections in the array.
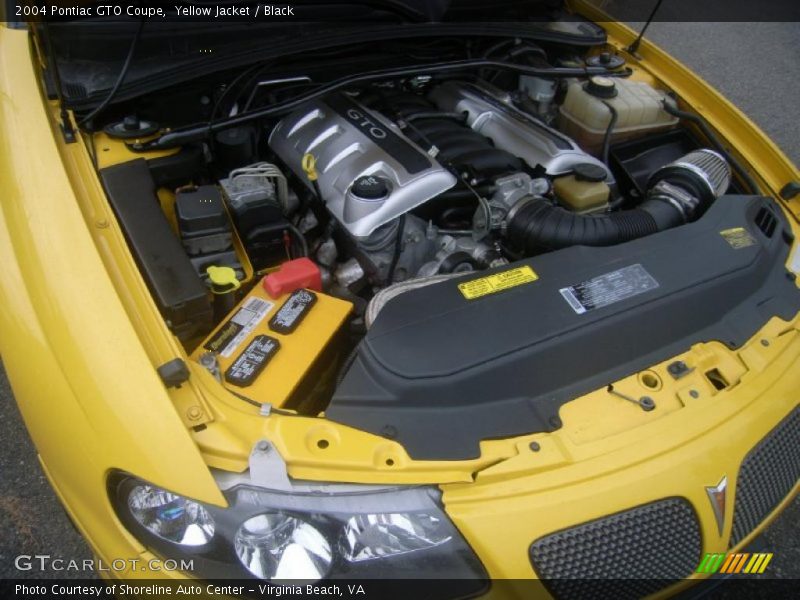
[
  {"xmin": 559, "ymin": 77, "xmax": 678, "ymax": 154},
  {"xmin": 553, "ymin": 175, "xmax": 610, "ymax": 213}
]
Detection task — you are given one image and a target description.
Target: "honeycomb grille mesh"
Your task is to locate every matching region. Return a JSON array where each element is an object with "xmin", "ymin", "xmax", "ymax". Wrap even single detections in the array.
[
  {"xmin": 529, "ymin": 498, "xmax": 701, "ymax": 600},
  {"xmin": 730, "ymin": 407, "xmax": 800, "ymax": 547}
]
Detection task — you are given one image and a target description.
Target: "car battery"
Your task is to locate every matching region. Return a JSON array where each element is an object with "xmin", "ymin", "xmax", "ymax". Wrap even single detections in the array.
[{"xmin": 192, "ymin": 277, "xmax": 352, "ymax": 408}]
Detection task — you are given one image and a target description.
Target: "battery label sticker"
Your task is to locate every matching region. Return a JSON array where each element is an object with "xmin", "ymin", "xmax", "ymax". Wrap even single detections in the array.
[
  {"xmin": 269, "ymin": 289, "xmax": 317, "ymax": 334},
  {"xmin": 458, "ymin": 266, "xmax": 538, "ymax": 300},
  {"xmin": 560, "ymin": 264, "xmax": 659, "ymax": 315},
  {"xmin": 225, "ymin": 335, "xmax": 280, "ymax": 387},
  {"xmin": 203, "ymin": 296, "xmax": 274, "ymax": 358},
  {"xmin": 720, "ymin": 227, "xmax": 757, "ymax": 249}
]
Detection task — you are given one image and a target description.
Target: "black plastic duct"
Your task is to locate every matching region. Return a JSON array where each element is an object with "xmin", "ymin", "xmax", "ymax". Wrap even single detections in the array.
[
  {"xmin": 508, "ymin": 148, "xmax": 731, "ymax": 252},
  {"xmin": 506, "ymin": 196, "xmax": 684, "ymax": 252}
]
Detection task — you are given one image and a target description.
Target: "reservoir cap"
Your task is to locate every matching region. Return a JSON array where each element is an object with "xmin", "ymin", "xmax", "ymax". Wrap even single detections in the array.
[
  {"xmin": 573, "ymin": 163, "xmax": 608, "ymax": 182},
  {"xmin": 584, "ymin": 76, "xmax": 618, "ymax": 99},
  {"xmin": 351, "ymin": 175, "xmax": 389, "ymax": 200}
]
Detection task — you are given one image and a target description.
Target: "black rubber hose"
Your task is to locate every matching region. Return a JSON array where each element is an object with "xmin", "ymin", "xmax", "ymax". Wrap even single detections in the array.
[
  {"xmin": 286, "ymin": 223, "xmax": 309, "ymax": 257},
  {"xmin": 387, "ymin": 214, "xmax": 406, "ymax": 283},
  {"xmin": 507, "ymin": 196, "xmax": 684, "ymax": 252},
  {"xmin": 436, "ymin": 185, "xmax": 495, "ymax": 201},
  {"xmin": 508, "ymin": 45, "xmax": 548, "ymax": 62},
  {"xmin": 600, "ymin": 101, "xmax": 618, "ymax": 167},
  {"xmin": 404, "ymin": 111, "xmax": 466, "ymax": 124},
  {"xmin": 661, "ymin": 99, "xmax": 761, "ymax": 195},
  {"xmin": 78, "ymin": 20, "xmax": 146, "ymax": 127}
]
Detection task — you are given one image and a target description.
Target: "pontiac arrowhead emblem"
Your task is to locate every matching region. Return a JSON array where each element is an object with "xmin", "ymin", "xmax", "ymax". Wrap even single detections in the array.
[{"xmin": 706, "ymin": 476, "xmax": 728, "ymax": 535}]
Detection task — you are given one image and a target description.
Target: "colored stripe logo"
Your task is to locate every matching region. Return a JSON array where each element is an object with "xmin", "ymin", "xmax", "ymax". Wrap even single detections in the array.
[{"xmin": 696, "ymin": 553, "xmax": 773, "ymax": 574}]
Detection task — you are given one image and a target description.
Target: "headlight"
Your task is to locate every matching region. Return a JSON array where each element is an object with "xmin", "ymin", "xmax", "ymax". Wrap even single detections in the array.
[
  {"xmin": 235, "ymin": 513, "xmax": 332, "ymax": 580},
  {"xmin": 110, "ymin": 473, "xmax": 486, "ymax": 584},
  {"xmin": 339, "ymin": 512, "xmax": 451, "ymax": 562},
  {"xmin": 127, "ymin": 484, "xmax": 215, "ymax": 546}
]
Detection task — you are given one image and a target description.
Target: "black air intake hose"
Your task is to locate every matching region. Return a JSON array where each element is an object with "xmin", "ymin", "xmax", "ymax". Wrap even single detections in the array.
[
  {"xmin": 507, "ymin": 148, "xmax": 731, "ymax": 252},
  {"xmin": 506, "ymin": 196, "xmax": 683, "ymax": 252}
]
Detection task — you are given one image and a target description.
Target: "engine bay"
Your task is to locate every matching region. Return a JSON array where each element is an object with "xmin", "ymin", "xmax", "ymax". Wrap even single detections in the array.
[{"xmin": 80, "ymin": 32, "xmax": 800, "ymax": 457}]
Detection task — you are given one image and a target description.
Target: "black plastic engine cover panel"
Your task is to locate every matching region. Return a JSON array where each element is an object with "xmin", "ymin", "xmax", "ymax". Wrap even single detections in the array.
[{"xmin": 328, "ymin": 197, "xmax": 800, "ymax": 460}]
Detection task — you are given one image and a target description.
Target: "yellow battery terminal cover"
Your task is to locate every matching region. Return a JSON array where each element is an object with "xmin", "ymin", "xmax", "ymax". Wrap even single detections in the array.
[{"xmin": 192, "ymin": 279, "xmax": 352, "ymax": 408}]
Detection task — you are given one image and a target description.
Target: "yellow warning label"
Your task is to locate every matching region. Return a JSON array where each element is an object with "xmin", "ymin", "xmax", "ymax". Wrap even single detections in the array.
[
  {"xmin": 720, "ymin": 227, "xmax": 756, "ymax": 249},
  {"xmin": 458, "ymin": 266, "xmax": 538, "ymax": 300}
]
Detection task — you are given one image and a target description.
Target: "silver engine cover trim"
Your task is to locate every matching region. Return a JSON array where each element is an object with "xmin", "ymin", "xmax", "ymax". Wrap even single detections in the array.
[
  {"xmin": 429, "ymin": 81, "xmax": 612, "ymax": 178},
  {"xmin": 268, "ymin": 94, "xmax": 456, "ymax": 239}
]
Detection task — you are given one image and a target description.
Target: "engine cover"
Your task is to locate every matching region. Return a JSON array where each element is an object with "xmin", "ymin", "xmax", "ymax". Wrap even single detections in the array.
[
  {"xmin": 269, "ymin": 94, "xmax": 456, "ymax": 239},
  {"xmin": 429, "ymin": 81, "xmax": 612, "ymax": 178}
]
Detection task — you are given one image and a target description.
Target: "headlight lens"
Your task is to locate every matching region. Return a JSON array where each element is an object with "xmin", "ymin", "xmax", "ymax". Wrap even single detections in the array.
[
  {"xmin": 110, "ymin": 473, "xmax": 485, "ymax": 583},
  {"xmin": 127, "ymin": 484, "xmax": 215, "ymax": 546},
  {"xmin": 235, "ymin": 513, "xmax": 332, "ymax": 580},
  {"xmin": 339, "ymin": 512, "xmax": 450, "ymax": 562}
]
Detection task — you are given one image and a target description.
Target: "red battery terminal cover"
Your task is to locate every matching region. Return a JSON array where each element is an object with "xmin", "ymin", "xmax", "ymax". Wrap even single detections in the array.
[{"xmin": 263, "ymin": 257, "xmax": 323, "ymax": 298}]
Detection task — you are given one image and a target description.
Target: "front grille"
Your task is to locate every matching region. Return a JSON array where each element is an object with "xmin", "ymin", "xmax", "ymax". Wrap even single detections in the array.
[
  {"xmin": 730, "ymin": 406, "xmax": 800, "ymax": 547},
  {"xmin": 529, "ymin": 498, "xmax": 701, "ymax": 600}
]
